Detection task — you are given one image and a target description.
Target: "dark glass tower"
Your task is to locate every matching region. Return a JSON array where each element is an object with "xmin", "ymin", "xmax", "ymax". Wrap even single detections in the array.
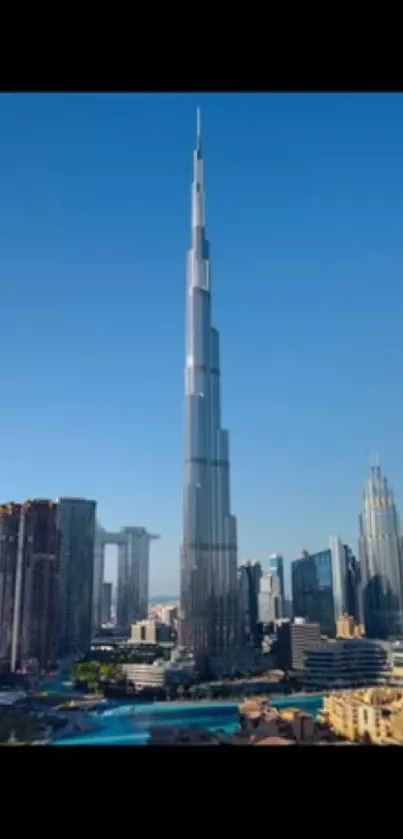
[
  {"xmin": 180, "ymin": 112, "xmax": 239, "ymax": 671},
  {"xmin": 59, "ymin": 497, "xmax": 96, "ymax": 656},
  {"xmin": 291, "ymin": 549, "xmax": 335, "ymax": 636},
  {"xmin": 11, "ymin": 500, "xmax": 60, "ymax": 674}
]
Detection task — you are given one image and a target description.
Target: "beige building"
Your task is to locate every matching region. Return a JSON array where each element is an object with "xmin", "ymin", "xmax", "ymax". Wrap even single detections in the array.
[
  {"xmin": 130, "ymin": 619, "xmax": 172, "ymax": 645},
  {"xmin": 121, "ymin": 660, "xmax": 194, "ymax": 690},
  {"xmin": 336, "ymin": 615, "xmax": 365, "ymax": 639},
  {"xmin": 320, "ymin": 687, "xmax": 403, "ymax": 744}
]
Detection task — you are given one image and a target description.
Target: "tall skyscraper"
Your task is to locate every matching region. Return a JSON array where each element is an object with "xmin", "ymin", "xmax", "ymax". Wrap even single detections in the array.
[
  {"xmin": 117, "ymin": 527, "xmax": 159, "ymax": 630},
  {"xmin": 238, "ymin": 561, "xmax": 262, "ymax": 647},
  {"xmin": 359, "ymin": 463, "xmax": 403, "ymax": 639},
  {"xmin": 11, "ymin": 500, "xmax": 60, "ymax": 674},
  {"xmin": 0, "ymin": 503, "xmax": 22, "ymax": 671},
  {"xmin": 58, "ymin": 497, "xmax": 96, "ymax": 656},
  {"xmin": 291, "ymin": 549, "xmax": 335, "ymax": 636},
  {"xmin": 259, "ymin": 572, "xmax": 282, "ymax": 625},
  {"xmin": 180, "ymin": 112, "xmax": 239, "ymax": 671},
  {"xmin": 93, "ymin": 524, "xmax": 159, "ymax": 633},
  {"xmin": 330, "ymin": 536, "xmax": 362, "ymax": 625},
  {"xmin": 267, "ymin": 554, "xmax": 285, "ymax": 617},
  {"xmin": 101, "ymin": 581, "xmax": 113, "ymax": 624}
]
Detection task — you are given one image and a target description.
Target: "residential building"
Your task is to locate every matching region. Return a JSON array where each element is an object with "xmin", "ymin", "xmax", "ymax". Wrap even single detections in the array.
[
  {"xmin": 11, "ymin": 500, "xmax": 60, "ymax": 674},
  {"xmin": 93, "ymin": 525, "xmax": 159, "ymax": 632},
  {"xmin": 321, "ymin": 687, "xmax": 403, "ymax": 744},
  {"xmin": 0, "ymin": 503, "xmax": 22, "ymax": 670},
  {"xmin": 58, "ymin": 497, "xmax": 96, "ymax": 656}
]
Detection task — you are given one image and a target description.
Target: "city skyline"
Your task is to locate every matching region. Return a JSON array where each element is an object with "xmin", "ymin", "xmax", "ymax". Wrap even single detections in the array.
[{"xmin": 1, "ymin": 93, "xmax": 403, "ymax": 594}]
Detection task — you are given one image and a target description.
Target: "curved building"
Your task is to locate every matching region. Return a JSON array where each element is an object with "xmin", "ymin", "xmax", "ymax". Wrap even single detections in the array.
[
  {"xmin": 359, "ymin": 464, "xmax": 403, "ymax": 639},
  {"xmin": 180, "ymin": 111, "xmax": 239, "ymax": 671}
]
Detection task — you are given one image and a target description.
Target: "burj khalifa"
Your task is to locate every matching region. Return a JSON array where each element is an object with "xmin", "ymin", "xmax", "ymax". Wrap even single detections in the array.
[{"xmin": 180, "ymin": 111, "xmax": 239, "ymax": 672}]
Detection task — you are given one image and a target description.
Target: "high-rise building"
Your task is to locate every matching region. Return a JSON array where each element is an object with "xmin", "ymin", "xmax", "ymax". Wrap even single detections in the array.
[
  {"xmin": 58, "ymin": 497, "xmax": 96, "ymax": 656},
  {"xmin": 345, "ymin": 547, "xmax": 363, "ymax": 625},
  {"xmin": 259, "ymin": 572, "xmax": 282, "ymax": 625},
  {"xmin": 93, "ymin": 525, "xmax": 159, "ymax": 633},
  {"xmin": 238, "ymin": 561, "xmax": 262, "ymax": 647},
  {"xmin": 101, "ymin": 582, "xmax": 113, "ymax": 625},
  {"xmin": 180, "ymin": 112, "xmax": 239, "ymax": 672},
  {"xmin": 0, "ymin": 503, "xmax": 22, "ymax": 671},
  {"xmin": 267, "ymin": 554, "xmax": 285, "ymax": 617},
  {"xmin": 11, "ymin": 500, "xmax": 60, "ymax": 674},
  {"xmin": 359, "ymin": 464, "xmax": 403, "ymax": 639},
  {"xmin": 291, "ymin": 549, "xmax": 335, "ymax": 636},
  {"xmin": 329, "ymin": 537, "xmax": 361, "ymax": 624}
]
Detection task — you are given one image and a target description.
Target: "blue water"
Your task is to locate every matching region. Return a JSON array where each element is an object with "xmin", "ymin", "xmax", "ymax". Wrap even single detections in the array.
[{"xmin": 47, "ymin": 678, "xmax": 323, "ymax": 746}]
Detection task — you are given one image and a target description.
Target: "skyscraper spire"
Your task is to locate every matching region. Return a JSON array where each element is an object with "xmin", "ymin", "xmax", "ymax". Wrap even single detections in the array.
[
  {"xmin": 180, "ymin": 114, "xmax": 239, "ymax": 674},
  {"xmin": 196, "ymin": 106, "xmax": 201, "ymax": 151}
]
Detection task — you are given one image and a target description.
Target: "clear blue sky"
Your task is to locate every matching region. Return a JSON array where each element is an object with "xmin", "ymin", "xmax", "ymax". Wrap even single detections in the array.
[{"xmin": 1, "ymin": 92, "xmax": 403, "ymax": 596}]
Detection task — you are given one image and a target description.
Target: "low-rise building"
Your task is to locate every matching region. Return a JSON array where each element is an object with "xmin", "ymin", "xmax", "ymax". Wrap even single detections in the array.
[
  {"xmin": 130, "ymin": 619, "xmax": 172, "ymax": 645},
  {"xmin": 321, "ymin": 687, "xmax": 403, "ymax": 744},
  {"xmin": 389, "ymin": 641, "xmax": 403, "ymax": 687},
  {"xmin": 238, "ymin": 698, "xmax": 326, "ymax": 744},
  {"xmin": 336, "ymin": 615, "xmax": 365, "ymax": 639},
  {"xmin": 276, "ymin": 618, "xmax": 321, "ymax": 671},
  {"xmin": 121, "ymin": 660, "xmax": 194, "ymax": 690},
  {"xmin": 304, "ymin": 637, "xmax": 389, "ymax": 690}
]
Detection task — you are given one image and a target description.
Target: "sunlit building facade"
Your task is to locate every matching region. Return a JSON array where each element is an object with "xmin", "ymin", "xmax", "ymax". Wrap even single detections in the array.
[
  {"xmin": 180, "ymin": 112, "xmax": 239, "ymax": 672},
  {"xmin": 359, "ymin": 464, "xmax": 403, "ymax": 639}
]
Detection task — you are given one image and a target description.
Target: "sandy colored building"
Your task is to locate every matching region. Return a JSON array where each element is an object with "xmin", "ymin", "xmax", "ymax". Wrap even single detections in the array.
[
  {"xmin": 336, "ymin": 615, "xmax": 365, "ymax": 639},
  {"xmin": 320, "ymin": 686, "xmax": 403, "ymax": 744},
  {"xmin": 239, "ymin": 698, "xmax": 322, "ymax": 744}
]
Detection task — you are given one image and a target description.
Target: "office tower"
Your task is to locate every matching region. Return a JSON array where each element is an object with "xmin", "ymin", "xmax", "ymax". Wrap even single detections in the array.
[
  {"xmin": 276, "ymin": 618, "xmax": 321, "ymax": 671},
  {"xmin": 359, "ymin": 463, "xmax": 403, "ymax": 639},
  {"xmin": 93, "ymin": 524, "xmax": 159, "ymax": 632},
  {"xmin": 267, "ymin": 554, "xmax": 285, "ymax": 617},
  {"xmin": 346, "ymin": 549, "xmax": 363, "ymax": 625},
  {"xmin": 291, "ymin": 549, "xmax": 335, "ymax": 636},
  {"xmin": 0, "ymin": 503, "xmax": 22, "ymax": 670},
  {"xmin": 101, "ymin": 582, "xmax": 113, "ymax": 624},
  {"xmin": 238, "ymin": 561, "xmax": 262, "ymax": 647},
  {"xmin": 58, "ymin": 497, "xmax": 96, "ymax": 656},
  {"xmin": 11, "ymin": 500, "xmax": 60, "ymax": 674},
  {"xmin": 259, "ymin": 572, "xmax": 282, "ymax": 625},
  {"xmin": 180, "ymin": 111, "xmax": 239, "ymax": 671}
]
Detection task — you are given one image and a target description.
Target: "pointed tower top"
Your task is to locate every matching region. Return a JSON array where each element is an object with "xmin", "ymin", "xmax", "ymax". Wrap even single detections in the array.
[{"xmin": 196, "ymin": 107, "xmax": 201, "ymax": 153}]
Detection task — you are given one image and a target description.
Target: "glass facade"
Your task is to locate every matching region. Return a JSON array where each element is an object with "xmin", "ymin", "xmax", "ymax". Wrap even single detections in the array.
[
  {"xmin": 59, "ymin": 498, "xmax": 96, "ymax": 656},
  {"xmin": 292, "ymin": 550, "xmax": 335, "ymax": 636},
  {"xmin": 359, "ymin": 465, "xmax": 403, "ymax": 639},
  {"xmin": 238, "ymin": 561, "xmax": 261, "ymax": 647},
  {"xmin": 267, "ymin": 554, "xmax": 285, "ymax": 617}
]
